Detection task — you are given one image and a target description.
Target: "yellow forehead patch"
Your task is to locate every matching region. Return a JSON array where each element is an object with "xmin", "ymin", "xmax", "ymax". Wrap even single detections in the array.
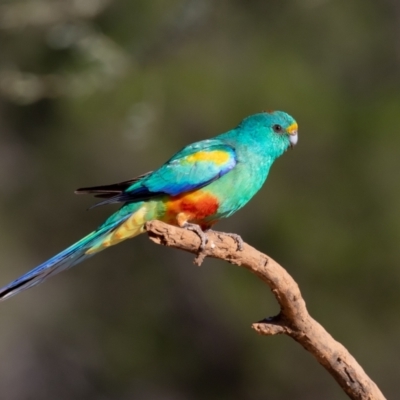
[
  {"xmin": 186, "ymin": 150, "xmax": 231, "ymax": 165},
  {"xmin": 286, "ymin": 122, "xmax": 298, "ymax": 135}
]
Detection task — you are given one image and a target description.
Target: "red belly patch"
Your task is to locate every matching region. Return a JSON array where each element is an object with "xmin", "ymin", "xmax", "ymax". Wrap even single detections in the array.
[{"xmin": 164, "ymin": 190, "xmax": 219, "ymax": 225}]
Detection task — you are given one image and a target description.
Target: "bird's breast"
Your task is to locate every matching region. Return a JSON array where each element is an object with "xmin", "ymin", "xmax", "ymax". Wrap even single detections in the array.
[{"xmin": 162, "ymin": 190, "xmax": 220, "ymax": 228}]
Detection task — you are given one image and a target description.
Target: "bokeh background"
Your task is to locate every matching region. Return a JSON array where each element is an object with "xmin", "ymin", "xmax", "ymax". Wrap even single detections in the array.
[{"xmin": 0, "ymin": 0, "xmax": 399, "ymax": 399}]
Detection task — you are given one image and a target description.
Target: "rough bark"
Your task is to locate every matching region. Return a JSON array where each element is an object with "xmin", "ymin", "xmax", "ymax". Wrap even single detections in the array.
[{"xmin": 145, "ymin": 220, "xmax": 386, "ymax": 400}]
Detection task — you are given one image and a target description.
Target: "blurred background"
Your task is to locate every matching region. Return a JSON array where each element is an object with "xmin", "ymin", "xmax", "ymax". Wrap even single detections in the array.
[{"xmin": 0, "ymin": 0, "xmax": 399, "ymax": 399}]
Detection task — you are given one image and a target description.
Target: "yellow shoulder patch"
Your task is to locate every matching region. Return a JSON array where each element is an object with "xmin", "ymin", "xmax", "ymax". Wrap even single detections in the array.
[{"xmin": 186, "ymin": 150, "xmax": 231, "ymax": 165}]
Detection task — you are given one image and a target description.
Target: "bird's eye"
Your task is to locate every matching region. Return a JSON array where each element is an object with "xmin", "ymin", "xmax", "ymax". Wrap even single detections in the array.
[{"xmin": 272, "ymin": 124, "xmax": 283, "ymax": 133}]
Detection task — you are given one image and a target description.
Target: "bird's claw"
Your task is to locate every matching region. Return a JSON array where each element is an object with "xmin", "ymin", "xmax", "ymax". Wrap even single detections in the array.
[
  {"xmin": 182, "ymin": 223, "xmax": 208, "ymax": 251},
  {"xmin": 224, "ymin": 232, "xmax": 244, "ymax": 251},
  {"xmin": 206, "ymin": 229, "xmax": 244, "ymax": 251}
]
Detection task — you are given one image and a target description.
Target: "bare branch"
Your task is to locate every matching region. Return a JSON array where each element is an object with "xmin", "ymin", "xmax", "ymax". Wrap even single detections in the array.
[{"xmin": 145, "ymin": 220, "xmax": 386, "ymax": 400}]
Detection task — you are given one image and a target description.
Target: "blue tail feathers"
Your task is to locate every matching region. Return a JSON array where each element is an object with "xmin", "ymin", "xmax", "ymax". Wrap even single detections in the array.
[{"xmin": 0, "ymin": 217, "xmax": 128, "ymax": 301}]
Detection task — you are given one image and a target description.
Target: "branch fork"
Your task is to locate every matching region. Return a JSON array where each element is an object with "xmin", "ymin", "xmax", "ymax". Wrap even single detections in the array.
[{"xmin": 145, "ymin": 220, "xmax": 385, "ymax": 400}]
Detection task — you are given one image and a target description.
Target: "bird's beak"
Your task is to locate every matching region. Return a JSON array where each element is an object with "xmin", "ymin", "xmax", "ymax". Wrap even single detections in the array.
[{"xmin": 286, "ymin": 122, "xmax": 298, "ymax": 147}]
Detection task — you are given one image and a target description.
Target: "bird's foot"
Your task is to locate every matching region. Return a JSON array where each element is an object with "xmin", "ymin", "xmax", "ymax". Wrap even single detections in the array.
[
  {"xmin": 181, "ymin": 224, "xmax": 244, "ymax": 266},
  {"xmin": 182, "ymin": 223, "xmax": 208, "ymax": 251},
  {"xmin": 182, "ymin": 223, "xmax": 209, "ymax": 266},
  {"xmin": 206, "ymin": 230, "xmax": 244, "ymax": 251}
]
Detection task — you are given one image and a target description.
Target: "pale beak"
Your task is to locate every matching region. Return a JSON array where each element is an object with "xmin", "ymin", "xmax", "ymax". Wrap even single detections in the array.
[
  {"xmin": 289, "ymin": 132, "xmax": 298, "ymax": 147},
  {"xmin": 286, "ymin": 122, "xmax": 298, "ymax": 148}
]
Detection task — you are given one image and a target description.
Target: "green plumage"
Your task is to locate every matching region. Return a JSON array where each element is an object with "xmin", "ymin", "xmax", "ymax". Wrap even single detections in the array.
[{"xmin": 0, "ymin": 111, "xmax": 298, "ymax": 301}]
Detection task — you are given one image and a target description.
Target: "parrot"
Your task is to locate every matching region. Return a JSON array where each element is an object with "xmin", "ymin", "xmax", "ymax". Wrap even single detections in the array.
[{"xmin": 0, "ymin": 110, "xmax": 298, "ymax": 301}]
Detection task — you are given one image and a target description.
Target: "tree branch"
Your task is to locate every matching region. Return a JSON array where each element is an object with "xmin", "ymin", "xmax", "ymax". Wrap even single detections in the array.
[{"xmin": 145, "ymin": 220, "xmax": 386, "ymax": 400}]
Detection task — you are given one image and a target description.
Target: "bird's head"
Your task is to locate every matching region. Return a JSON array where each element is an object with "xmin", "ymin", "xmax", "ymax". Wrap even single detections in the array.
[
  {"xmin": 238, "ymin": 110, "xmax": 298, "ymax": 156},
  {"xmin": 268, "ymin": 110, "xmax": 298, "ymax": 148}
]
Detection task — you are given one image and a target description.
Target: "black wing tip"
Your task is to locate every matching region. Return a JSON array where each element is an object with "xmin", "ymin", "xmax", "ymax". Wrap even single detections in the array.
[
  {"xmin": 75, "ymin": 171, "xmax": 158, "ymax": 208},
  {"xmin": 75, "ymin": 188, "xmax": 88, "ymax": 195},
  {"xmin": 74, "ymin": 172, "xmax": 153, "ymax": 197},
  {"xmin": 75, "ymin": 188, "xmax": 120, "ymax": 197}
]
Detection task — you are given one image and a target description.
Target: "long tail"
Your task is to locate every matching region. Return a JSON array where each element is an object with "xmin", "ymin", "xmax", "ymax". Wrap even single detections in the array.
[{"xmin": 0, "ymin": 202, "xmax": 150, "ymax": 301}]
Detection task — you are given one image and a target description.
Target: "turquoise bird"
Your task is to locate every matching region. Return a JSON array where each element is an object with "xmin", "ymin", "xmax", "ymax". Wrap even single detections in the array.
[{"xmin": 0, "ymin": 111, "xmax": 298, "ymax": 301}]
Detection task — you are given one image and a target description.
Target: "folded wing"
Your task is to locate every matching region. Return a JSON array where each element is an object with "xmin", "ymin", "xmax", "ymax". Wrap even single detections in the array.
[{"xmin": 76, "ymin": 139, "xmax": 237, "ymax": 207}]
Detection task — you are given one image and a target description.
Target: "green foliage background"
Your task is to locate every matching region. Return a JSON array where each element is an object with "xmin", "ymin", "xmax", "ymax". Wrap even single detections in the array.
[{"xmin": 0, "ymin": 1, "xmax": 399, "ymax": 398}]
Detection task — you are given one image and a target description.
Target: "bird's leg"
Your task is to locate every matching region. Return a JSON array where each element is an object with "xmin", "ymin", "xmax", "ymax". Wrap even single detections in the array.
[
  {"xmin": 205, "ymin": 229, "xmax": 244, "ymax": 251},
  {"xmin": 182, "ymin": 222, "xmax": 208, "ymax": 251}
]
